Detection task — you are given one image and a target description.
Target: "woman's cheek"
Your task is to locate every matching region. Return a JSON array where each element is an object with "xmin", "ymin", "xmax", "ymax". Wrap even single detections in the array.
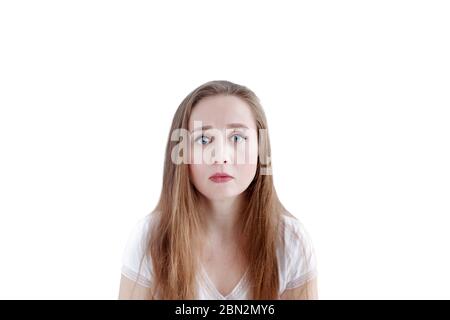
[
  {"xmin": 237, "ymin": 163, "xmax": 257, "ymax": 187},
  {"xmin": 189, "ymin": 163, "xmax": 204, "ymax": 179}
]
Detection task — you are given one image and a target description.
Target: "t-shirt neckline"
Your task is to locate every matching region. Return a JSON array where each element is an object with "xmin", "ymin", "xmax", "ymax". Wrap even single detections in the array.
[{"xmin": 199, "ymin": 264, "xmax": 250, "ymax": 299}]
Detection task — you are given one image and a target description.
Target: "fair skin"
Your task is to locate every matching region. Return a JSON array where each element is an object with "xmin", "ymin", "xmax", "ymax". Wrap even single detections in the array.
[
  {"xmin": 118, "ymin": 95, "xmax": 318, "ymax": 299},
  {"xmin": 118, "ymin": 275, "xmax": 153, "ymax": 300},
  {"xmin": 187, "ymin": 95, "xmax": 258, "ymax": 297},
  {"xmin": 279, "ymin": 278, "xmax": 319, "ymax": 299}
]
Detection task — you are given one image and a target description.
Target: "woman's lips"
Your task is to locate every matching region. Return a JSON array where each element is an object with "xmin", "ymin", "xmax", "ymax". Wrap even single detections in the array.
[{"xmin": 209, "ymin": 173, "xmax": 234, "ymax": 183}]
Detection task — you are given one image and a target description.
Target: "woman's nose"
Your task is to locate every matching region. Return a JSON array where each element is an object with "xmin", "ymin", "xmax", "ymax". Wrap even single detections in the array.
[{"xmin": 212, "ymin": 138, "xmax": 232, "ymax": 164}]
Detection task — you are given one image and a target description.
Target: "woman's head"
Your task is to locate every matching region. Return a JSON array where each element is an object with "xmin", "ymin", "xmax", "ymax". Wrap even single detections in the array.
[
  {"xmin": 147, "ymin": 80, "xmax": 285, "ymax": 299},
  {"xmin": 188, "ymin": 94, "xmax": 259, "ymax": 200}
]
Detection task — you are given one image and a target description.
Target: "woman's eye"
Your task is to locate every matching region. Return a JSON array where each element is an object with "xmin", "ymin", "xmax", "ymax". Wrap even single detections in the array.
[
  {"xmin": 194, "ymin": 134, "xmax": 247, "ymax": 145},
  {"xmin": 230, "ymin": 134, "xmax": 247, "ymax": 143},
  {"xmin": 195, "ymin": 134, "xmax": 211, "ymax": 145}
]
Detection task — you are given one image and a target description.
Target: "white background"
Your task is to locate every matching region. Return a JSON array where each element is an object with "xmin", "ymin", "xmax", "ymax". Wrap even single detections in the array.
[{"xmin": 0, "ymin": 1, "xmax": 449, "ymax": 299}]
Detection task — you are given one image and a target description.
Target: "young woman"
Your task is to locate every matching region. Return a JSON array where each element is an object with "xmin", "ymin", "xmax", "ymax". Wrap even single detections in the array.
[{"xmin": 118, "ymin": 80, "xmax": 318, "ymax": 299}]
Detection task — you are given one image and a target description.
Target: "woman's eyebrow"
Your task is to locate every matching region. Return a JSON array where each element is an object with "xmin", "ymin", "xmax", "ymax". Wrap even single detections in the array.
[
  {"xmin": 227, "ymin": 123, "xmax": 249, "ymax": 129},
  {"xmin": 191, "ymin": 123, "xmax": 249, "ymax": 132}
]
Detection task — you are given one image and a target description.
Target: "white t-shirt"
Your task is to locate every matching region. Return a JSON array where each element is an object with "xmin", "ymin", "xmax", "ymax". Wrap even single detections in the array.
[{"xmin": 121, "ymin": 212, "xmax": 318, "ymax": 299}]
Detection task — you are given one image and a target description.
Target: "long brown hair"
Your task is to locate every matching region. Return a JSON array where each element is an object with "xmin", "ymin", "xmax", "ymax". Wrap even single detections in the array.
[{"xmin": 138, "ymin": 80, "xmax": 292, "ymax": 299}]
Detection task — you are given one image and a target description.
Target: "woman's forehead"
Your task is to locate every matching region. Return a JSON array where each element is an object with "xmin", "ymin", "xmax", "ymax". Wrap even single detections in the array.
[{"xmin": 188, "ymin": 95, "xmax": 256, "ymax": 130}]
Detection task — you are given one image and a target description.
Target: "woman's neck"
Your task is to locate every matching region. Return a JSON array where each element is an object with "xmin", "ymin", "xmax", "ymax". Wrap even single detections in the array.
[{"xmin": 199, "ymin": 194, "xmax": 245, "ymax": 242}]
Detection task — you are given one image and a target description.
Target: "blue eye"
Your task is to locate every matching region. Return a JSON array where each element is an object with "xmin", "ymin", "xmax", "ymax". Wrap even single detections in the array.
[
  {"xmin": 231, "ymin": 134, "xmax": 247, "ymax": 143},
  {"xmin": 195, "ymin": 134, "xmax": 211, "ymax": 145}
]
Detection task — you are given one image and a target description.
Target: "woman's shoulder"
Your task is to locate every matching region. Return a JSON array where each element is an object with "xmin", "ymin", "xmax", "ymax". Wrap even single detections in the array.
[
  {"xmin": 120, "ymin": 210, "xmax": 160, "ymax": 287},
  {"xmin": 139, "ymin": 209, "xmax": 159, "ymax": 225},
  {"xmin": 280, "ymin": 211, "xmax": 312, "ymax": 241},
  {"xmin": 278, "ymin": 211, "xmax": 318, "ymax": 291},
  {"xmin": 131, "ymin": 210, "xmax": 160, "ymax": 235}
]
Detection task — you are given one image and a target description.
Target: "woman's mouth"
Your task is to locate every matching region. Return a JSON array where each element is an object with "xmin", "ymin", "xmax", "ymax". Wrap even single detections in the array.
[{"xmin": 209, "ymin": 172, "xmax": 234, "ymax": 183}]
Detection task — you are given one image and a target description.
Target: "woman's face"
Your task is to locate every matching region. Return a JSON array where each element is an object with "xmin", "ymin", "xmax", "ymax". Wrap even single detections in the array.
[{"xmin": 187, "ymin": 95, "xmax": 258, "ymax": 200}]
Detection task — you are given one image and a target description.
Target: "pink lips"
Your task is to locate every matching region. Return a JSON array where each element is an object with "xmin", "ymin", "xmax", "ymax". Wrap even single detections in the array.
[{"xmin": 209, "ymin": 172, "xmax": 234, "ymax": 183}]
